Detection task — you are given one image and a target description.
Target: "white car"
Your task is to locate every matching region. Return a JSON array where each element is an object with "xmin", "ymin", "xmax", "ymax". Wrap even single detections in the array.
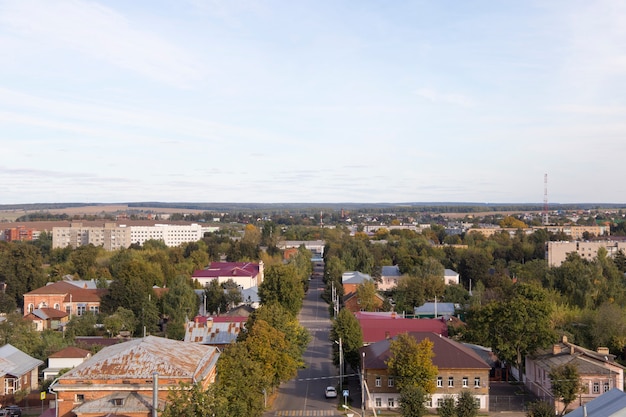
[{"xmin": 325, "ymin": 386, "xmax": 338, "ymax": 398}]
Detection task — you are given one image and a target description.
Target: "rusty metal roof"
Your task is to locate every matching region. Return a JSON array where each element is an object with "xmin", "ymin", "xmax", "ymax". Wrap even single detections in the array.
[{"xmin": 58, "ymin": 335, "xmax": 219, "ymax": 381}]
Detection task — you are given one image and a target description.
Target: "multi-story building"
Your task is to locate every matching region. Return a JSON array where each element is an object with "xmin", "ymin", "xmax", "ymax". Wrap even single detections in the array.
[
  {"xmin": 361, "ymin": 332, "xmax": 491, "ymax": 412},
  {"xmin": 2, "ymin": 226, "xmax": 35, "ymax": 242},
  {"xmin": 191, "ymin": 261, "xmax": 264, "ymax": 290},
  {"xmin": 52, "ymin": 222, "xmax": 218, "ymax": 250},
  {"xmin": 23, "ymin": 281, "xmax": 106, "ymax": 319},
  {"xmin": 547, "ymin": 240, "xmax": 626, "ymax": 267}
]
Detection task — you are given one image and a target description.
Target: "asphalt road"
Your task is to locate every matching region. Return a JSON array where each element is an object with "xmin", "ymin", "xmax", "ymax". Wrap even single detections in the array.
[{"xmin": 264, "ymin": 267, "xmax": 346, "ymax": 417}]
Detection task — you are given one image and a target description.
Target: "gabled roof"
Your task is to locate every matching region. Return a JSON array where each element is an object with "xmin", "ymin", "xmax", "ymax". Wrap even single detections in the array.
[
  {"xmin": 359, "ymin": 317, "xmax": 448, "ymax": 344},
  {"xmin": 58, "ymin": 335, "xmax": 219, "ymax": 381},
  {"xmin": 566, "ymin": 388, "xmax": 626, "ymax": 417},
  {"xmin": 184, "ymin": 318, "xmax": 244, "ymax": 345},
  {"xmin": 30, "ymin": 308, "xmax": 69, "ymax": 320},
  {"xmin": 529, "ymin": 338, "xmax": 625, "ymax": 375},
  {"xmin": 192, "ymin": 262, "xmax": 260, "ymax": 278},
  {"xmin": 25, "ymin": 281, "xmax": 106, "ymax": 303},
  {"xmin": 381, "ymin": 266, "xmax": 401, "ymax": 277},
  {"xmin": 49, "ymin": 346, "xmax": 91, "ymax": 359},
  {"xmin": 414, "ymin": 302, "xmax": 458, "ymax": 317},
  {"xmin": 0, "ymin": 344, "xmax": 44, "ymax": 377},
  {"xmin": 72, "ymin": 391, "xmax": 165, "ymax": 415},
  {"xmin": 362, "ymin": 332, "xmax": 491, "ymax": 371},
  {"xmin": 342, "ymin": 271, "xmax": 372, "ymax": 284},
  {"xmin": 444, "ymin": 269, "xmax": 459, "ymax": 276}
]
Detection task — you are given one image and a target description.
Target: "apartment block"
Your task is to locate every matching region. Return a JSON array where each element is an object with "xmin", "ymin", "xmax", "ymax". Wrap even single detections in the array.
[{"xmin": 547, "ymin": 240, "xmax": 626, "ymax": 267}]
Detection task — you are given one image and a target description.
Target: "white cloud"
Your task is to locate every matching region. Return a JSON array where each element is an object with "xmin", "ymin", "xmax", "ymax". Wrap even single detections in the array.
[
  {"xmin": 414, "ymin": 87, "xmax": 476, "ymax": 108},
  {"xmin": 0, "ymin": 0, "xmax": 202, "ymax": 87}
]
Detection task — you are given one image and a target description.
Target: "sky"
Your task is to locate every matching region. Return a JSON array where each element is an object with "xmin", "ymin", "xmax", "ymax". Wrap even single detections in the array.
[{"xmin": 1, "ymin": 0, "xmax": 625, "ymax": 205}]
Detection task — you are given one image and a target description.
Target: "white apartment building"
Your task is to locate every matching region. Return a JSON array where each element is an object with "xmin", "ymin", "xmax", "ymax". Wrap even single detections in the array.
[{"xmin": 52, "ymin": 223, "xmax": 218, "ymax": 250}]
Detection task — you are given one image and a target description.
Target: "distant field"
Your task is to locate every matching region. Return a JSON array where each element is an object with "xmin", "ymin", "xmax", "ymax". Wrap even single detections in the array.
[{"xmin": 0, "ymin": 204, "xmax": 206, "ymax": 222}]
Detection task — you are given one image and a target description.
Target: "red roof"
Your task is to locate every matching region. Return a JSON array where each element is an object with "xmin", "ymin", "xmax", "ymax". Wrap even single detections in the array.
[
  {"xmin": 359, "ymin": 317, "xmax": 448, "ymax": 344},
  {"xmin": 192, "ymin": 262, "xmax": 260, "ymax": 278},
  {"xmin": 49, "ymin": 346, "xmax": 91, "ymax": 359}
]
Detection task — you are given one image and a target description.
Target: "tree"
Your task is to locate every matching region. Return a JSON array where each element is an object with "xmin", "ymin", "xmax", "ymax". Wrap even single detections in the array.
[
  {"xmin": 103, "ymin": 307, "xmax": 137, "ymax": 337},
  {"xmin": 161, "ymin": 275, "xmax": 198, "ymax": 339},
  {"xmin": 549, "ymin": 363, "xmax": 581, "ymax": 416},
  {"xmin": 0, "ymin": 242, "xmax": 47, "ymax": 307},
  {"xmin": 356, "ymin": 280, "xmax": 379, "ymax": 312},
  {"xmin": 464, "ymin": 283, "xmax": 555, "ymax": 374},
  {"xmin": 438, "ymin": 395, "xmax": 456, "ymax": 417},
  {"xmin": 527, "ymin": 401, "xmax": 555, "ymax": 417},
  {"xmin": 399, "ymin": 385, "xmax": 427, "ymax": 417},
  {"xmin": 455, "ymin": 390, "xmax": 478, "ymax": 417},
  {"xmin": 393, "ymin": 275, "xmax": 425, "ymax": 314},
  {"xmin": 258, "ymin": 264, "xmax": 304, "ymax": 317},
  {"xmin": 162, "ymin": 382, "xmax": 227, "ymax": 417},
  {"xmin": 330, "ymin": 308, "xmax": 363, "ymax": 371},
  {"xmin": 386, "ymin": 333, "xmax": 438, "ymax": 394}
]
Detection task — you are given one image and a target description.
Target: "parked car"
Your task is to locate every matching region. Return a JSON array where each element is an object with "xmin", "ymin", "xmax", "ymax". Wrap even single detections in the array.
[
  {"xmin": 325, "ymin": 386, "xmax": 337, "ymax": 398},
  {"xmin": 1, "ymin": 406, "xmax": 21, "ymax": 417}
]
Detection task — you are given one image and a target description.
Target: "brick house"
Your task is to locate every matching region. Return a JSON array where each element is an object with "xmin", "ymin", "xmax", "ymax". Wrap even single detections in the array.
[
  {"xmin": 23, "ymin": 281, "xmax": 106, "ymax": 320},
  {"xmin": 343, "ymin": 291, "xmax": 385, "ymax": 313},
  {"xmin": 0, "ymin": 344, "xmax": 43, "ymax": 396},
  {"xmin": 192, "ymin": 261, "xmax": 264, "ymax": 290},
  {"xmin": 361, "ymin": 332, "xmax": 490, "ymax": 412},
  {"xmin": 50, "ymin": 335, "xmax": 220, "ymax": 417}
]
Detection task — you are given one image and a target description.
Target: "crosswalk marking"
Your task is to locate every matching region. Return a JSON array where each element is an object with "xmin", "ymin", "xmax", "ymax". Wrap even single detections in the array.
[{"xmin": 274, "ymin": 410, "xmax": 339, "ymax": 416}]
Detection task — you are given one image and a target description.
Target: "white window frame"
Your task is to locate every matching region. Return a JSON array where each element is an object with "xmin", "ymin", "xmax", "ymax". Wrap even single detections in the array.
[
  {"xmin": 448, "ymin": 376, "xmax": 454, "ymax": 387},
  {"xmin": 463, "ymin": 377, "xmax": 469, "ymax": 387},
  {"xmin": 437, "ymin": 376, "xmax": 443, "ymax": 387},
  {"xmin": 474, "ymin": 377, "xmax": 481, "ymax": 388},
  {"xmin": 375, "ymin": 377, "xmax": 381, "ymax": 387}
]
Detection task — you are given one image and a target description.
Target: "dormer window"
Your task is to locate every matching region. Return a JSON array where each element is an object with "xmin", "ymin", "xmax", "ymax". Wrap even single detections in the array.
[{"xmin": 112, "ymin": 398, "xmax": 124, "ymax": 406}]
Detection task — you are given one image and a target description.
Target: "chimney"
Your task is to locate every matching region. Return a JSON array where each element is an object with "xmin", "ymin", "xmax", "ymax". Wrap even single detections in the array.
[
  {"xmin": 597, "ymin": 347, "xmax": 610, "ymax": 355},
  {"xmin": 562, "ymin": 335, "xmax": 568, "ymax": 343},
  {"xmin": 552, "ymin": 344, "xmax": 561, "ymax": 355},
  {"xmin": 152, "ymin": 372, "xmax": 159, "ymax": 417}
]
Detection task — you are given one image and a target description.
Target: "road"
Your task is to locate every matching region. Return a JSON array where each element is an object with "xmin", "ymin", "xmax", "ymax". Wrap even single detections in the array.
[{"xmin": 264, "ymin": 266, "xmax": 346, "ymax": 417}]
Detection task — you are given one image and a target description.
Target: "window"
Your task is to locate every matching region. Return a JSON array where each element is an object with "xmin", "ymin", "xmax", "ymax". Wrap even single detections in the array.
[
  {"xmin": 388, "ymin": 398, "xmax": 395, "ymax": 408},
  {"xmin": 28, "ymin": 304, "xmax": 34, "ymax": 313},
  {"xmin": 425, "ymin": 397, "xmax": 432, "ymax": 407},
  {"xmin": 604, "ymin": 382, "xmax": 610, "ymax": 392},
  {"xmin": 448, "ymin": 376, "xmax": 454, "ymax": 387},
  {"xmin": 474, "ymin": 377, "xmax": 481, "ymax": 388},
  {"xmin": 474, "ymin": 398, "xmax": 481, "ymax": 408},
  {"xmin": 437, "ymin": 398, "xmax": 444, "ymax": 408},
  {"xmin": 66, "ymin": 305, "xmax": 71, "ymax": 315},
  {"xmin": 593, "ymin": 382, "xmax": 600, "ymax": 393},
  {"xmin": 375, "ymin": 398, "xmax": 382, "ymax": 407},
  {"xmin": 375, "ymin": 377, "xmax": 381, "ymax": 387},
  {"xmin": 463, "ymin": 377, "xmax": 469, "ymax": 387},
  {"xmin": 437, "ymin": 376, "xmax": 443, "ymax": 387},
  {"xmin": 388, "ymin": 377, "xmax": 394, "ymax": 387},
  {"xmin": 75, "ymin": 394, "xmax": 85, "ymax": 403},
  {"xmin": 77, "ymin": 305, "xmax": 86, "ymax": 316},
  {"xmin": 54, "ymin": 303, "xmax": 60, "ymax": 310},
  {"xmin": 90, "ymin": 306, "xmax": 99, "ymax": 314},
  {"xmin": 112, "ymin": 398, "xmax": 123, "ymax": 406}
]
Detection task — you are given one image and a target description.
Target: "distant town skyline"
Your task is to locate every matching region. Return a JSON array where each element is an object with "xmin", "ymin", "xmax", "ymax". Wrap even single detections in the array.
[{"xmin": 1, "ymin": 1, "xmax": 625, "ymax": 204}]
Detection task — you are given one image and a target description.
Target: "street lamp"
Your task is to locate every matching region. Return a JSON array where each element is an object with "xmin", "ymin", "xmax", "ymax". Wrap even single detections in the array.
[
  {"xmin": 342, "ymin": 404, "xmax": 362, "ymax": 417},
  {"xmin": 335, "ymin": 338, "xmax": 343, "ymax": 395}
]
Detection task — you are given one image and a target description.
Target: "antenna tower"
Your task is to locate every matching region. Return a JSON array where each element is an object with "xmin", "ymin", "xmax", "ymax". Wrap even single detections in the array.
[{"xmin": 542, "ymin": 173, "xmax": 549, "ymax": 225}]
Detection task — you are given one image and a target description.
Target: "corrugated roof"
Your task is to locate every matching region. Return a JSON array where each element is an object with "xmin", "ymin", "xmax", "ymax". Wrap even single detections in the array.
[
  {"xmin": 381, "ymin": 266, "xmax": 401, "ymax": 277},
  {"xmin": 71, "ymin": 391, "xmax": 166, "ymax": 414},
  {"xmin": 566, "ymin": 388, "xmax": 626, "ymax": 417},
  {"xmin": 362, "ymin": 332, "xmax": 491, "ymax": 371},
  {"xmin": 342, "ymin": 271, "xmax": 372, "ymax": 284},
  {"xmin": 25, "ymin": 281, "xmax": 106, "ymax": 303},
  {"xmin": 0, "ymin": 344, "xmax": 44, "ymax": 377},
  {"xmin": 184, "ymin": 318, "xmax": 244, "ymax": 345},
  {"xmin": 359, "ymin": 317, "xmax": 448, "ymax": 343},
  {"xmin": 192, "ymin": 262, "xmax": 260, "ymax": 278},
  {"xmin": 60, "ymin": 335, "xmax": 219, "ymax": 381},
  {"xmin": 32, "ymin": 308, "xmax": 68, "ymax": 320},
  {"xmin": 49, "ymin": 346, "xmax": 91, "ymax": 359}
]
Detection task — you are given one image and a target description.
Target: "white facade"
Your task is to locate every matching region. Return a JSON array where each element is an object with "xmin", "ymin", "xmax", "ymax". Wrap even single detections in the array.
[{"xmin": 130, "ymin": 223, "xmax": 218, "ymax": 247}]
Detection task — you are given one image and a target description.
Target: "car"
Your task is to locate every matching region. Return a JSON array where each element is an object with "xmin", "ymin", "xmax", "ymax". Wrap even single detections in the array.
[
  {"xmin": 0, "ymin": 406, "xmax": 21, "ymax": 417},
  {"xmin": 325, "ymin": 386, "xmax": 337, "ymax": 398}
]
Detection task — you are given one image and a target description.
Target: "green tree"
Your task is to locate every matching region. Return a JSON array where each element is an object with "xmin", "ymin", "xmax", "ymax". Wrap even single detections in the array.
[
  {"xmin": 162, "ymin": 382, "xmax": 227, "ymax": 417},
  {"xmin": 526, "ymin": 401, "xmax": 555, "ymax": 417},
  {"xmin": 386, "ymin": 334, "xmax": 438, "ymax": 394},
  {"xmin": 0, "ymin": 242, "xmax": 47, "ymax": 307},
  {"xmin": 549, "ymin": 363, "xmax": 581, "ymax": 416},
  {"xmin": 0, "ymin": 313, "xmax": 43, "ymax": 357},
  {"xmin": 393, "ymin": 275, "xmax": 425, "ymax": 314},
  {"xmin": 103, "ymin": 307, "xmax": 137, "ymax": 337},
  {"xmin": 330, "ymin": 308, "xmax": 363, "ymax": 371},
  {"xmin": 356, "ymin": 280, "xmax": 379, "ymax": 311},
  {"xmin": 455, "ymin": 390, "xmax": 478, "ymax": 417},
  {"xmin": 438, "ymin": 395, "xmax": 456, "ymax": 417},
  {"xmin": 162, "ymin": 275, "xmax": 198, "ymax": 339},
  {"xmin": 0, "ymin": 292, "xmax": 17, "ymax": 314},
  {"xmin": 464, "ymin": 283, "xmax": 555, "ymax": 374},
  {"xmin": 65, "ymin": 312, "xmax": 99, "ymax": 338},
  {"xmin": 399, "ymin": 385, "xmax": 427, "ymax": 417},
  {"xmin": 258, "ymin": 264, "xmax": 304, "ymax": 317}
]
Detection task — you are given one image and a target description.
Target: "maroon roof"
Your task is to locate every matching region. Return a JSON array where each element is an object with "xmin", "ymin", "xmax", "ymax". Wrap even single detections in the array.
[
  {"xmin": 49, "ymin": 346, "xmax": 91, "ymax": 359},
  {"xmin": 359, "ymin": 317, "xmax": 448, "ymax": 344},
  {"xmin": 192, "ymin": 262, "xmax": 260, "ymax": 278},
  {"xmin": 362, "ymin": 332, "xmax": 491, "ymax": 371},
  {"xmin": 25, "ymin": 281, "xmax": 106, "ymax": 303}
]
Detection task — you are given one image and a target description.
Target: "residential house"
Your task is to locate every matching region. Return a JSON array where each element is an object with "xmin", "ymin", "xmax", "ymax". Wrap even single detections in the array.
[
  {"xmin": 342, "ymin": 271, "xmax": 373, "ymax": 295},
  {"xmin": 565, "ymin": 388, "xmax": 626, "ymax": 417},
  {"xmin": 184, "ymin": 316, "xmax": 246, "ymax": 347},
  {"xmin": 24, "ymin": 308, "xmax": 69, "ymax": 331},
  {"xmin": 357, "ymin": 315, "xmax": 448, "ymax": 345},
  {"xmin": 42, "ymin": 346, "xmax": 91, "ymax": 381},
  {"xmin": 0, "ymin": 344, "xmax": 43, "ymax": 396},
  {"xmin": 361, "ymin": 332, "xmax": 491, "ymax": 412},
  {"xmin": 413, "ymin": 302, "xmax": 459, "ymax": 320},
  {"xmin": 444, "ymin": 269, "xmax": 460, "ymax": 285},
  {"xmin": 525, "ymin": 335, "xmax": 625, "ymax": 414},
  {"xmin": 191, "ymin": 261, "xmax": 264, "ymax": 290},
  {"xmin": 50, "ymin": 335, "xmax": 221, "ymax": 417},
  {"xmin": 378, "ymin": 266, "xmax": 401, "ymax": 291},
  {"xmin": 343, "ymin": 291, "xmax": 385, "ymax": 314},
  {"xmin": 23, "ymin": 281, "xmax": 106, "ymax": 320}
]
